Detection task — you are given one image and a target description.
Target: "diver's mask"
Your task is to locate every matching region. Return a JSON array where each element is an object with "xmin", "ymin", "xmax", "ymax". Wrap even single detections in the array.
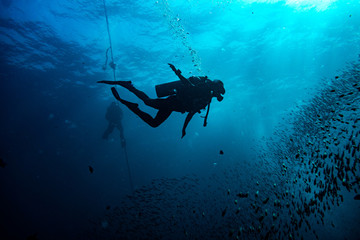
[{"xmin": 212, "ymin": 80, "xmax": 225, "ymax": 102}]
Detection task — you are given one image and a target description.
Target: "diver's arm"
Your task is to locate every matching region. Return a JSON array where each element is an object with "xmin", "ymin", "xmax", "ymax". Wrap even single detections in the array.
[
  {"xmin": 203, "ymin": 102, "xmax": 210, "ymax": 127},
  {"xmin": 181, "ymin": 111, "xmax": 195, "ymax": 138},
  {"xmin": 168, "ymin": 63, "xmax": 194, "ymax": 87}
]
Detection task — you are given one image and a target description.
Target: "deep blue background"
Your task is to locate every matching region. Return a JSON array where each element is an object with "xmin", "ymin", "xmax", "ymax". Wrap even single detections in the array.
[{"xmin": 0, "ymin": 0, "xmax": 359, "ymax": 239}]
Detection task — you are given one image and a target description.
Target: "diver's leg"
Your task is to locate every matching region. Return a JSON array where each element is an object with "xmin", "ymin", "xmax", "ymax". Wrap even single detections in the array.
[
  {"xmin": 98, "ymin": 80, "xmax": 149, "ymax": 103},
  {"xmin": 116, "ymin": 124, "xmax": 126, "ymax": 148},
  {"xmin": 150, "ymin": 110, "xmax": 172, "ymax": 127},
  {"xmin": 142, "ymin": 95, "xmax": 178, "ymax": 110},
  {"xmin": 111, "ymin": 87, "xmax": 139, "ymax": 109},
  {"xmin": 102, "ymin": 123, "xmax": 115, "ymax": 139},
  {"xmin": 111, "ymin": 88, "xmax": 171, "ymax": 128}
]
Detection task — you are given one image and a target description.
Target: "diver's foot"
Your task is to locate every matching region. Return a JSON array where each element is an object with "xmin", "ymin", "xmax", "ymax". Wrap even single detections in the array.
[
  {"xmin": 98, "ymin": 80, "xmax": 133, "ymax": 89},
  {"xmin": 111, "ymin": 87, "xmax": 139, "ymax": 110}
]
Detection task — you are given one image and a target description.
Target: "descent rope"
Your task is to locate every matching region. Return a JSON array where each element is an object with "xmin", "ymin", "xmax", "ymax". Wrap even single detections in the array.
[{"xmin": 102, "ymin": 0, "xmax": 134, "ymax": 193}]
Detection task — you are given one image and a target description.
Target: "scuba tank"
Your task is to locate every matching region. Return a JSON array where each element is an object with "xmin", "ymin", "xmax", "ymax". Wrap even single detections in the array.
[
  {"xmin": 155, "ymin": 80, "xmax": 183, "ymax": 98},
  {"xmin": 155, "ymin": 76, "xmax": 208, "ymax": 98}
]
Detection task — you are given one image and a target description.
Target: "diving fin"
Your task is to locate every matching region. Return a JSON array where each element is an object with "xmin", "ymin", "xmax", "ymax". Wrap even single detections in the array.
[{"xmin": 111, "ymin": 87, "xmax": 139, "ymax": 110}]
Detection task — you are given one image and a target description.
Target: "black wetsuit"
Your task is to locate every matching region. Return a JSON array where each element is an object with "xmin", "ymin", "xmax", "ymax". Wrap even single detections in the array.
[{"xmin": 98, "ymin": 64, "xmax": 225, "ymax": 138}]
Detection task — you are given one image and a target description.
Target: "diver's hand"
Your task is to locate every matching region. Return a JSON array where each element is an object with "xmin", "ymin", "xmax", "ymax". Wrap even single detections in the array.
[
  {"xmin": 181, "ymin": 112, "xmax": 194, "ymax": 139},
  {"xmin": 168, "ymin": 63, "xmax": 176, "ymax": 71},
  {"xmin": 168, "ymin": 63, "xmax": 181, "ymax": 74}
]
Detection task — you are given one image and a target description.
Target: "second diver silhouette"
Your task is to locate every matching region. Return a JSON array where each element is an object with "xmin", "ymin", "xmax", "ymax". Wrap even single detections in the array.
[{"xmin": 102, "ymin": 102, "xmax": 126, "ymax": 147}]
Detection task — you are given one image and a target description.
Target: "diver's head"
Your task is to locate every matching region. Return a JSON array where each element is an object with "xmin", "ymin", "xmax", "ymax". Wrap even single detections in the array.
[{"xmin": 212, "ymin": 80, "xmax": 225, "ymax": 102}]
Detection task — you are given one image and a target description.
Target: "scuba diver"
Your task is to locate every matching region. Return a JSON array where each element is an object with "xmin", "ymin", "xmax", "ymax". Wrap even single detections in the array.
[
  {"xmin": 102, "ymin": 102, "xmax": 126, "ymax": 147},
  {"xmin": 98, "ymin": 63, "xmax": 225, "ymax": 138}
]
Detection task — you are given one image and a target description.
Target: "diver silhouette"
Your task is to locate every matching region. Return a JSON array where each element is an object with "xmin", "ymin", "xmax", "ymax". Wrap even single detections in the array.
[
  {"xmin": 103, "ymin": 102, "xmax": 126, "ymax": 147},
  {"xmin": 98, "ymin": 63, "xmax": 225, "ymax": 138}
]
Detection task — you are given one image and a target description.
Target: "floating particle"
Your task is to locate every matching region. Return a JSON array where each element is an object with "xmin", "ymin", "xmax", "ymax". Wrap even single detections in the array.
[
  {"xmin": 219, "ymin": 150, "xmax": 224, "ymax": 155},
  {"xmin": 89, "ymin": 165, "xmax": 94, "ymax": 174}
]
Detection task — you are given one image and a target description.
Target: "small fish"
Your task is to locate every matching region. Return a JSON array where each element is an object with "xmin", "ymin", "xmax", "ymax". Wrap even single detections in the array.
[
  {"xmin": 106, "ymin": 205, "xmax": 111, "ymax": 210},
  {"xmin": 222, "ymin": 207, "xmax": 227, "ymax": 217},
  {"xmin": 27, "ymin": 233, "xmax": 38, "ymax": 240},
  {"xmin": 228, "ymin": 229, "xmax": 235, "ymax": 237},
  {"xmin": 354, "ymin": 194, "xmax": 360, "ymax": 200},
  {"xmin": 0, "ymin": 158, "xmax": 7, "ymax": 168},
  {"xmin": 219, "ymin": 150, "xmax": 224, "ymax": 155},
  {"xmin": 88, "ymin": 165, "xmax": 94, "ymax": 174},
  {"xmin": 236, "ymin": 193, "xmax": 249, "ymax": 198}
]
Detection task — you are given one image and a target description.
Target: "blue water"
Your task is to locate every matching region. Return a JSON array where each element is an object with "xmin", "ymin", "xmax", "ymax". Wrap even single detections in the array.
[{"xmin": 1, "ymin": 0, "xmax": 359, "ymax": 239}]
